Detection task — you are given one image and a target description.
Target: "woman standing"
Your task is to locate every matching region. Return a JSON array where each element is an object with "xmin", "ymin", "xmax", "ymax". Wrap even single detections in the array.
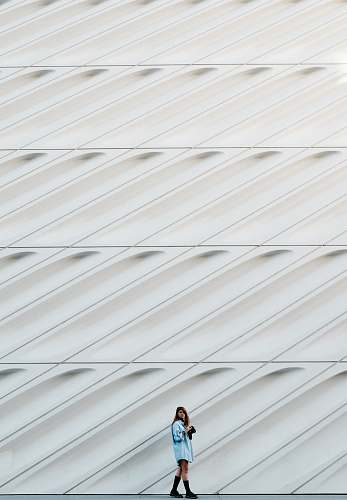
[{"xmin": 170, "ymin": 406, "xmax": 198, "ymax": 499}]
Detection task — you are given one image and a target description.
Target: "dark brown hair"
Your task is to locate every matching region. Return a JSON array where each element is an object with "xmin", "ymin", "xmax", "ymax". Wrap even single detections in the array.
[{"xmin": 172, "ymin": 406, "xmax": 191, "ymax": 427}]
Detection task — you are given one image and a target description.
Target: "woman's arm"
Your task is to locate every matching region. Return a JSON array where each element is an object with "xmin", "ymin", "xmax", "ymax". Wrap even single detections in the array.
[{"xmin": 172, "ymin": 421, "xmax": 185, "ymax": 442}]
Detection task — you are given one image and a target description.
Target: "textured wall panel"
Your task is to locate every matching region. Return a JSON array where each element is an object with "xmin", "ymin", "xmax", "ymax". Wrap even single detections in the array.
[{"xmin": 1, "ymin": 0, "xmax": 347, "ymax": 495}]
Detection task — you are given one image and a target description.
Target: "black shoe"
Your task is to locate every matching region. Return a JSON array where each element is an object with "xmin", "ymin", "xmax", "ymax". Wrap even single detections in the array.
[
  {"xmin": 185, "ymin": 493, "xmax": 198, "ymax": 499},
  {"xmin": 170, "ymin": 490, "xmax": 183, "ymax": 498}
]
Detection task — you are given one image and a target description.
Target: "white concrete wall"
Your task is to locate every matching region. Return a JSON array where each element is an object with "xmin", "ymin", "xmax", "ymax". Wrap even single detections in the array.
[{"xmin": 0, "ymin": 0, "xmax": 347, "ymax": 494}]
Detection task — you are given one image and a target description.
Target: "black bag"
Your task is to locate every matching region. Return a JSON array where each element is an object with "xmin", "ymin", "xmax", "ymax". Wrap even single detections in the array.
[{"xmin": 187, "ymin": 425, "xmax": 196, "ymax": 440}]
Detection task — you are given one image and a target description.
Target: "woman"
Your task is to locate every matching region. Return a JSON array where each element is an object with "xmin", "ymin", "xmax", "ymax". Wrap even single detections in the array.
[{"xmin": 170, "ymin": 406, "xmax": 198, "ymax": 499}]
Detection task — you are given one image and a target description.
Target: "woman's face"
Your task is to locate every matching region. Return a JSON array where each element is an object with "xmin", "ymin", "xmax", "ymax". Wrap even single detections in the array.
[{"xmin": 177, "ymin": 409, "xmax": 186, "ymax": 420}]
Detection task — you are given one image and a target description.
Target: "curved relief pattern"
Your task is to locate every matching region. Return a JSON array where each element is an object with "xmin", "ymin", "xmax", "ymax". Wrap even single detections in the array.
[
  {"xmin": 2, "ymin": 64, "xmax": 347, "ymax": 149},
  {"xmin": 0, "ymin": 148, "xmax": 347, "ymax": 246},
  {"xmin": 1, "ymin": 0, "xmax": 347, "ymax": 494}
]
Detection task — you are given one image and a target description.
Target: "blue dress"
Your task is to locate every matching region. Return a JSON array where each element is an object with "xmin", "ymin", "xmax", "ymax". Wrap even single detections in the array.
[{"xmin": 171, "ymin": 420, "xmax": 194, "ymax": 464}]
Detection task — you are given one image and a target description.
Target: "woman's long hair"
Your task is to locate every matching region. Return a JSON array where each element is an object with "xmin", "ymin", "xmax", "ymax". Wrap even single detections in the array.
[{"xmin": 172, "ymin": 406, "xmax": 191, "ymax": 427}]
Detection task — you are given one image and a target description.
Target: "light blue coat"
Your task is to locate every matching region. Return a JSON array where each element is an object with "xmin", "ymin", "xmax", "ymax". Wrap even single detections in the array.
[{"xmin": 171, "ymin": 420, "xmax": 194, "ymax": 464}]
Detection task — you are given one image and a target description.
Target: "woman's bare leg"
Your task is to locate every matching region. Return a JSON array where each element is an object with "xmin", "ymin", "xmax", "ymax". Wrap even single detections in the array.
[
  {"xmin": 181, "ymin": 461, "xmax": 197, "ymax": 497},
  {"xmin": 170, "ymin": 463, "xmax": 184, "ymax": 496},
  {"xmin": 180, "ymin": 460, "xmax": 189, "ymax": 481}
]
